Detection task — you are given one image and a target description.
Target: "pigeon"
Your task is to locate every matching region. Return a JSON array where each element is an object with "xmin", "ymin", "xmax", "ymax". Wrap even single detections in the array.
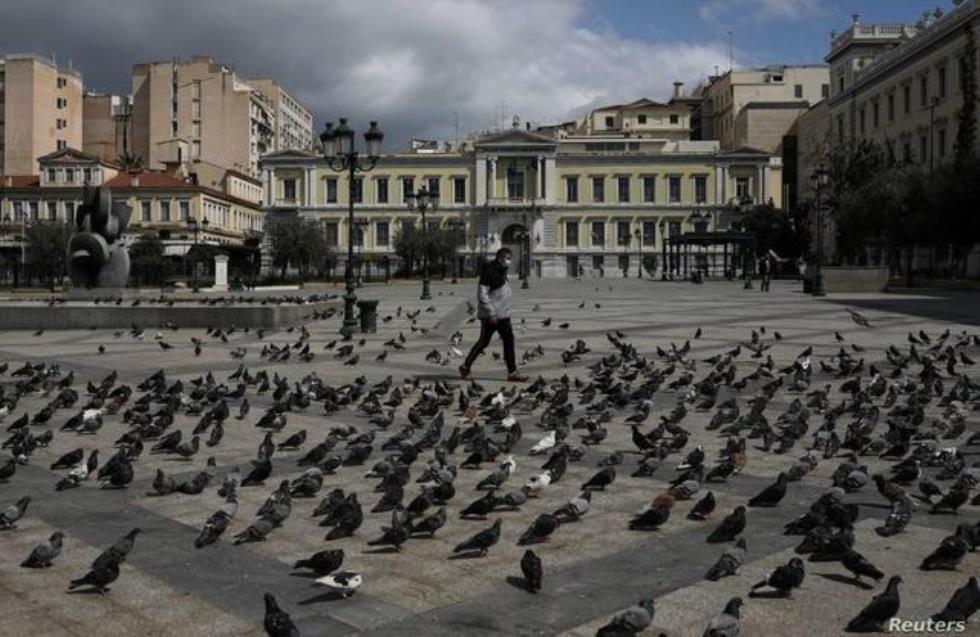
[
  {"xmin": 629, "ymin": 495, "xmax": 675, "ymax": 531},
  {"xmin": 521, "ymin": 549, "xmax": 542, "ymax": 593},
  {"xmin": 68, "ymin": 558, "xmax": 120, "ymax": 594},
  {"xmin": 582, "ymin": 466, "xmax": 616, "ymax": 491},
  {"xmin": 366, "ymin": 523, "xmax": 410, "ymax": 550},
  {"xmin": 50, "ymin": 448, "xmax": 84, "ymax": 470},
  {"xmin": 93, "ymin": 528, "xmax": 142, "ymax": 570},
  {"xmin": 707, "ymin": 506, "xmax": 746, "ymax": 543},
  {"xmin": 705, "ymin": 537, "xmax": 747, "ymax": 581},
  {"xmin": 841, "ymin": 549, "xmax": 885, "ymax": 583},
  {"xmin": 263, "ymin": 592, "xmax": 300, "ymax": 637},
  {"xmin": 596, "ymin": 597, "xmax": 655, "ymax": 637},
  {"xmin": 518, "ymin": 513, "xmax": 560, "ymax": 545},
  {"xmin": 0, "ymin": 496, "xmax": 30, "ymax": 529},
  {"xmin": 314, "ymin": 570, "xmax": 362, "ymax": 598},
  {"xmin": 688, "ymin": 491, "xmax": 716, "ymax": 520},
  {"xmin": 21, "ymin": 531, "xmax": 65, "ymax": 568},
  {"xmin": 453, "ymin": 518, "xmax": 502, "ymax": 557},
  {"xmin": 553, "ymin": 490, "xmax": 591, "ymax": 522},
  {"xmin": 703, "ymin": 597, "xmax": 743, "ymax": 637},
  {"xmin": 750, "ymin": 557, "xmax": 805, "ymax": 597},
  {"xmin": 920, "ymin": 527, "xmax": 969, "ymax": 571},
  {"xmin": 293, "ymin": 548, "xmax": 345, "ymax": 575},
  {"xmin": 747, "ymin": 472, "xmax": 788, "ymax": 507},
  {"xmin": 845, "ymin": 575, "xmax": 902, "ymax": 632},
  {"xmin": 233, "ymin": 516, "xmax": 276, "ymax": 544},
  {"xmin": 931, "ymin": 576, "xmax": 980, "ymax": 623}
]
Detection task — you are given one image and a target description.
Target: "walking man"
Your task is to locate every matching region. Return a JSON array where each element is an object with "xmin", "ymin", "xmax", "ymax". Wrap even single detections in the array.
[
  {"xmin": 460, "ymin": 247, "xmax": 527, "ymax": 382},
  {"xmin": 758, "ymin": 254, "xmax": 771, "ymax": 292}
]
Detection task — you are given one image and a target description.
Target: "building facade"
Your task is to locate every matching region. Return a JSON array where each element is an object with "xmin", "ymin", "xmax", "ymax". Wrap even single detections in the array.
[
  {"xmin": 260, "ymin": 123, "xmax": 782, "ymax": 279},
  {"xmin": 132, "ymin": 56, "xmax": 308, "ymax": 179},
  {"xmin": 825, "ymin": 4, "xmax": 980, "ymax": 164},
  {"xmin": 82, "ymin": 92, "xmax": 133, "ymax": 164},
  {"xmin": 0, "ymin": 54, "xmax": 83, "ymax": 176},
  {"xmin": 0, "ymin": 148, "xmax": 264, "ymax": 263},
  {"xmin": 249, "ymin": 79, "xmax": 314, "ymax": 152}
]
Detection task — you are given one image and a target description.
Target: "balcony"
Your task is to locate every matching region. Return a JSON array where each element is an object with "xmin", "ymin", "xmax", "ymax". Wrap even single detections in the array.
[{"xmin": 486, "ymin": 196, "xmax": 545, "ymax": 208}]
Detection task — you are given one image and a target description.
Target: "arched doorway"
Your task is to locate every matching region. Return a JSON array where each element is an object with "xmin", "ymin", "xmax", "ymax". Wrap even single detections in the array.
[{"xmin": 501, "ymin": 223, "xmax": 528, "ymax": 277}]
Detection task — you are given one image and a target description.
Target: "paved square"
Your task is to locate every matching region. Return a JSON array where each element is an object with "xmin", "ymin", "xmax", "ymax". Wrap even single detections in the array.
[{"xmin": 0, "ymin": 278, "xmax": 977, "ymax": 637}]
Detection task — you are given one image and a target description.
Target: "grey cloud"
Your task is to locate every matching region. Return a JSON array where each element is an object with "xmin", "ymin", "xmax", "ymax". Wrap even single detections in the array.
[{"xmin": 3, "ymin": 0, "xmax": 730, "ymax": 148}]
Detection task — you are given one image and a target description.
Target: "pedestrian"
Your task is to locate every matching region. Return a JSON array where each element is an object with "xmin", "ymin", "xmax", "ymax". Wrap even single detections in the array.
[
  {"xmin": 460, "ymin": 248, "xmax": 527, "ymax": 382},
  {"xmin": 759, "ymin": 255, "xmax": 771, "ymax": 292}
]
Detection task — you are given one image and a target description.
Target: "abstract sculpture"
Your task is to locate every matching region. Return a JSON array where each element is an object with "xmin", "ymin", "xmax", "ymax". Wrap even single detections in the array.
[{"xmin": 67, "ymin": 186, "xmax": 131, "ymax": 288}]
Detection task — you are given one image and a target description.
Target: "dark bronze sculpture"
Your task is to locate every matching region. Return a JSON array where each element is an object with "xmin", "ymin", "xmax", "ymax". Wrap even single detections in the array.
[{"xmin": 67, "ymin": 186, "xmax": 131, "ymax": 288}]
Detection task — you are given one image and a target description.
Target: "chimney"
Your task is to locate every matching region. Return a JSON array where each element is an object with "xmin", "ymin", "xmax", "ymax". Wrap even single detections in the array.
[
  {"xmin": 673, "ymin": 81, "xmax": 684, "ymax": 99},
  {"xmin": 130, "ymin": 174, "xmax": 140, "ymax": 187}
]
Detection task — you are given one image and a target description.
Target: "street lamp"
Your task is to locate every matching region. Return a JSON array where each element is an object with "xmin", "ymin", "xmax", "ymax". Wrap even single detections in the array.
[
  {"xmin": 320, "ymin": 118, "xmax": 384, "ymax": 339},
  {"xmin": 519, "ymin": 207, "xmax": 534, "ymax": 289},
  {"xmin": 659, "ymin": 219, "xmax": 668, "ymax": 281},
  {"xmin": 810, "ymin": 165, "xmax": 829, "ymax": 297},
  {"xmin": 634, "ymin": 227, "xmax": 642, "ymax": 279},
  {"xmin": 447, "ymin": 219, "xmax": 465, "ymax": 283},
  {"xmin": 406, "ymin": 186, "xmax": 437, "ymax": 300}
]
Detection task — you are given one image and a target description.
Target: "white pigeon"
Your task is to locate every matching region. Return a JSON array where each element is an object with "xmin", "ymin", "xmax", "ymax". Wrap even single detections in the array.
[
  {"xmin": 67, "ymin": 461, "xmax": 89, "ymax": 483},
  {"xmin": 0, "ymin": 404, "xmax": 9, "ymax": 421},
  {"xmin": 82, "ymin": 409, "xmax": 102, "ymax": 424},
  {"xmin": 450, "ymin": 346, "xmax": 463, "ymax": 358},
  {"xmin": 315, "ymin": 570, "xmax": 362, "ymax": 598},
  {"xmin": 530, "ymin": 431, "xmax": 556, "ymax": 455},
  {"xmin": 500, "ymin": 414, "xmax": 517, "ymax": 430},
  {"xmin": 491, "ymin": 392, "xmax": 506, "ymax": 407},
  {"xmin": 524, "ymin": 471, "xmax": 552, "ymax": 497}
]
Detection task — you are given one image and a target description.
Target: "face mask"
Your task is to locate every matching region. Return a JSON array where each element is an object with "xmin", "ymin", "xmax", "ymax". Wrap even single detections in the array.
[{"xmin": 501, "ymin": 258, "xmax": 512, "ymax": 269}]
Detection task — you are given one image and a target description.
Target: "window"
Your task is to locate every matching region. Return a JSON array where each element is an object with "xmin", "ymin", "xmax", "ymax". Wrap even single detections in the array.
[
  {"xmin": 887, "ymin": 94, "xmax": 894, "ymax": 121},
  {"xmin": 65, "ymin": 168, "xmax": 74, "ymax": 184},
  {"xmin": 192, "ymin": 141, "xmax": 201, "ymax": 157},
  {"xmin": 604, "ymin": 116, "xmax": 615, "ymax": 128},
  {"xmin": 938, "ymin": 128, "xmax": 947, "ymax": 158},
  {"xmin": 427, "ymin": 177, "xmax": 439, "ymax": 196},
  {"xmin": 592, "ymin": 177, "xmax": 604, "ymax": 203},
  {"xmin": 47, "ymin": 168, "xmax": 56, "ymax": 183},
  {"xmin": 179, "ymin": 200, "xmax": 190, "ymax": 221},
  {"xmin": 642, "ymin": 221, "xmax": 656, "ymax": 247},
  {"xmin": 565, "ymin": 177, "xmax": 578, "ymax": 202},
  {"xmin": 616, "ymin": 221, "xmax": 630, "ymax": 246},
  {"xmin": 56, "ymin": 140, "xmax": 67, "ymax": 150},
  {"xmin": 171, "ymin": 121, "xmax": 178, "ymax": 136},
  {"xmin": 859, "ymin": 107, "xmax": 866, "ymax": 135},
  {"xmin": 668, "ymin": 176, "xmax": 681, "ymax": 203},
  {"xmin": 736, "ymin": 177, "xmax": 750, "ymax": 200},
  {"xmin": 47, "ymin": 201, "xmax": 57, "ymax": 220},
  {"xmin": 283, "ymin": 178, "xmax": 296, "ymax": 201},
  {"xmin": 669, "ymin": 220, "xmax": 681, "ymax": 238},
  {"xmin": 402, "ymin": 177, "xmax": 414, "ymax": 202},
  {"xmin": 920, "ymin": 75, "xmax": 929, "ymax": 106},
  {"xmin": 453, "ymin": 177, "xmax": 466, "ymax": 203},
  {"xmin": 591, "ymin": 221, "xmax": 605, "ymax": 246},
  {"xmin": 83, "ymin": 167, "xmax": 92, "ymax": 183},
  {"xmin": 920, "ymin": 135, "xmax": 928, "ymax": 163},
  {"xmin": 938, "ymin": 66, "xmax": 947, "ymax": 98},
  {"xmin": 351, "ymin": 178, "xmax": 363, "ymax": 204},
  {"xmin": 592, "ymin": 255, "xmax": 604, "ymax": 270},
  {"xmin": 565, "ymin": 221, "xmax": 579, "ymax": 247},
  {"xmin": 903, "ymin": 85, "xmax": 911, "ymax": 114},
  {"xmin": 642, "ymin": 176, "xmax": 655, "ymax": 202},
  {"xmin": 506, "ymin": 170, "xmax": 523, "ymax": 199},
  {"xmin": 324, "ymin": 221, "xmax": 339, "ymax": 246},
  {"xmin": 192, "ymin": 121, "xmax": 200, "ymax": 138},
  {"xmin": 794, "ymin": 84, "xmax": 803, "ymax": 98},
  {"xmin": 838, "ymin": 76, "xmax": 844, "ymax": 94},
  {"xmin": 160, "ymin": 201, "xmax": 171, "ymax": 222},
  {"xmin": 821, "ymin": 83, "xmax": 829, "ymax": 98},
  {"xmin": 141, "ymin": 200, "xmax": 151, "ymax": 222},
  {"xmin": 617, "ymin": 177, "xmax": 629, "ymax": 203},
  {"xmin": 12, "ymin": 202, "xmax": 23, "ymax": 223},
  {"xmin": 192, "ymin": 101, "xmax": 200, "ymax": 118},
  {"xmin": 65, "ymin": 201, "xmax": 75, "ymax": 220},
  {"xmin": 694, "ymin": 176, "xmax": 707, "ymax": 203},
  {"xmin": 872, "ymin": 102, "xmax": 879, "ymax": 128},
  {"xmin": 669, "ymin": 114, "xmax": 679, "ymax": 124},
  {"xmin": 376, "ymin": 177, "xmax": 389, "ymax": 204},
  {"xmin": 376, "ymin": 221, "xmax": 389, "ymax": 246},
  {"xmin": 637, "ymin": 114, "xmax": 647, "ymax": 124},
  {"xmin": 324, "ymin": 178, "xmax": 337, "ymax": 204}
]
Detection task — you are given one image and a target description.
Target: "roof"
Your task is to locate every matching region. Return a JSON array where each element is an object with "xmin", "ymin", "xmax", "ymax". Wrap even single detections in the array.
[
  {"xmin": 37, "ymin": 147, "xmax": 119, "ymax": 168},
  {"xmin": 594, "ymin": 97, "xmax": 669, "ymax": 111},
  {"xmin": 717, "ymin": 146, "xmax": 771, "ymax": 156},
  {"xmin": 104, "ymin": 171, "xmax": 193, "ymax": 189},
  {"xmin": 2, "ymin": 176, "xmax": 40, "ymax": 188},
  {"xmin": 473, "ymin": 128, "xmax": 557, "ymax": 147}
]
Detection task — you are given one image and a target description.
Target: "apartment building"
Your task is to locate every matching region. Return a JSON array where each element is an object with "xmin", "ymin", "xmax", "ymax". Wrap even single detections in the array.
[
  {"xmin": 0, "ymin": 54, "xmax": 83, "ymax": 176},
  {"xmin": 83, "ymin": 92, "xmax": 133, "ymax": 164},
  {"xmin": 260, "ymin": 119, "xmax": 782, "ymax": 279},
  {"xmin": 132, "ymin": 56, "xmax": 303, "ymax": 179}
]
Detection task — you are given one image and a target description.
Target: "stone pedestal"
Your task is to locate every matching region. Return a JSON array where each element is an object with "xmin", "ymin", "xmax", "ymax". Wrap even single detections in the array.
[{"xmin": 213, "ymin": 254, "xmax": 229, "ymax": 291}]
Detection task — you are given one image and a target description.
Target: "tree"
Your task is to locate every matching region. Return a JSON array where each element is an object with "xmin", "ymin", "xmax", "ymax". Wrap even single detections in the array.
[
  {"xmin": 129, "ymin": 234, "xmax": 173, "ymax": 287},
  {"xmin": 826, "ymin": 139, "xmax": 887, "ymax": 263},
  {"xmin": 955, "ymin": 24, "xmax": 977, "ymax": 168},
  {"xmin": 393, "ymin": 225, "xmax": 459, "ymax": 276},
  {"xmin": 738, "ymin": 202, "xmax": 808, "ymax": 261},
  {"xmin": 25, "ymin": 220, "xmax": 70, "ymax": 290},
  {"xmin": 268, "ymin": 212, "xmax": 331, "ymax": 281}
]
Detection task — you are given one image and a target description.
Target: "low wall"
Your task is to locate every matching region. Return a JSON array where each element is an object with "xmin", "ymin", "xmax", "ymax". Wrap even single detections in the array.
[
  {"xmin": 0, "ymin": 298, "xmax": 341, "ymax": 330},
  {"xmin": 822, "ymin": 266, "xmax": 890, "ymax": 293}
]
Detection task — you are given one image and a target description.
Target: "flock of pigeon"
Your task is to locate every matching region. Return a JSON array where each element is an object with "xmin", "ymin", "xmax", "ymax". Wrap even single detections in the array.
[{"xmin": 1, "ymin": 292, "xmax": 979, "ymax": 636}]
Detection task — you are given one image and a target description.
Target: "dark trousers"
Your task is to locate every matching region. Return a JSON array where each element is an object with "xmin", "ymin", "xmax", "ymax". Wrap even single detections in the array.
[
  {"xmin": 463, "ymin": 318, "xmax": 516, "ymax": 373},
  {"xmin": 761, "ymin": 274, "xmax": 771, "ymax": 291}
]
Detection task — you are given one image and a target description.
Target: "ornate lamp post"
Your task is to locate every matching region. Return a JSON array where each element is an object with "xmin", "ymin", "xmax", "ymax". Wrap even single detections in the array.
[
  {"xmin": 810, "ymin": 165, "xmax": 829, "ymax": 297},
  {"xmin": 186, "ymin": 215, "xmax": 209, "ymax": 291},
  {"xmin": 319, "ymin": 118, "xmax": 384, "ymax": 339},
  {"xmin": 659, "ymin": 219, "xmax": 668, "ymax": 281},
  {"xmin": 634, "ymin": 227, "xmax": 642, "ymax": 279},
  {"xmin": 519, "ymin": 207, "xmax": 533, "ymax": 289},
  {"xmin": 406, "ymin": 186, "xmax": 437, "ymax": 300}
]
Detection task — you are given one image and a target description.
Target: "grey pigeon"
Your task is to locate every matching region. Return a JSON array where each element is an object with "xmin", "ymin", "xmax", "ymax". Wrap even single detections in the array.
[
  {"xmin": 705, "ymin": 538, "xmax": 746, "ymax": 581},
  {"xmin": 21, "ymin": 531, "xmax": 64, "ymax": 568},
  {"xmin": 596, "ymin": 596, "xmax": 655, "ymax": 636},
  {"xmin": 263, "ymin": 592, "xmax": 300, "ymax": 637},
  {"xmin": 68, "ymin": 558, "xmax": 120, "ymax": 594},
  {"xmin": 0, "ymin": 496, "xmax": 30, "ymax": 529},
  {"xmin": 704, "ymin": 597, "xmax": 742, "ymax": 637}
]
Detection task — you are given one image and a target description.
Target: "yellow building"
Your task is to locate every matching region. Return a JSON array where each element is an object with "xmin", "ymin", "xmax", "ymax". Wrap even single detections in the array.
[
  {"xmin": 0, "ymin": 54, "xmax": 84, "ymax": 176},
  {"xmin": 260, "ymin": 120, "xmax": 783, "ymax": 279},
  {"xmin": 0, "ymin": 148, "xmax": 264, "ymax": 264}
]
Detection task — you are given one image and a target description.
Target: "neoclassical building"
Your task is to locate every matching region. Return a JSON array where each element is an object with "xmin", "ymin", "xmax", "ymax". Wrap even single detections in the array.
[{"xmin": 260, "ymin": 119, "xmax": 783, "ymax": 279}]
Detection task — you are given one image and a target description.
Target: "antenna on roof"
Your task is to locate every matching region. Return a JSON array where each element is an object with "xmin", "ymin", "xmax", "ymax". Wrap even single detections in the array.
[
  {"xmin": 727, "ymin": 30, "xmax": 733, "ymax": 71},
  {"xmin": 454, "ymin": 111, "xmax": 459, "ymax": 148}
]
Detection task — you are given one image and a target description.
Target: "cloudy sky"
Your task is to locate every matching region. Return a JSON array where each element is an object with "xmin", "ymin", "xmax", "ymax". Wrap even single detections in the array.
[{"xmin": 1, "ymin": 0, "xmax": 926, "ymax": 148}]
